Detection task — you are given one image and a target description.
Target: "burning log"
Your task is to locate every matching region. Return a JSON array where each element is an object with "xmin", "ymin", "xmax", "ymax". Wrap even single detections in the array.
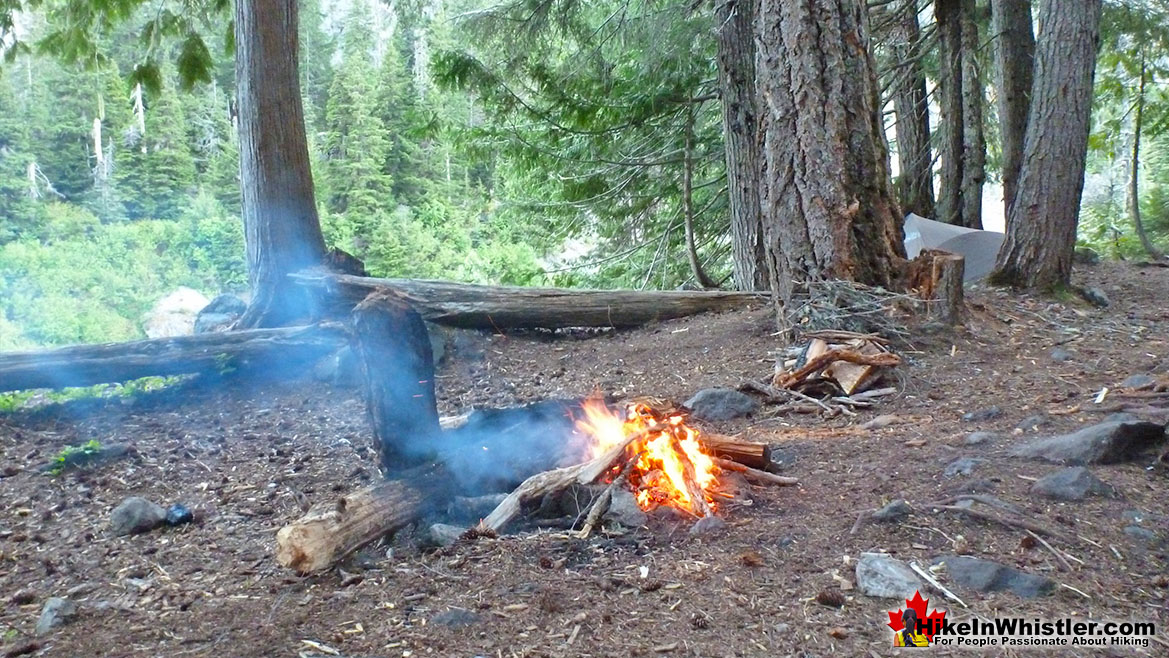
[
  {"xmin": 291, "ymin": 271, "xmax": 768, "ymax": 330},
  {"xmin": 276, "ymin": 464, "xmax": 453, "ymax": 574},
  {"xmin": 698, "ymin": 434, "xmax": 771, "ymax": 470},
  {"xmin": 352, "ymin": 291, "xmax": 441, "ymax": 471},
  {"xmin": 712, "ymin": 458, "xmax": 798, "ymax": 486},
  {"xmin": 0, "ymin": 324, "xmax": 348, "ymax": 393}
]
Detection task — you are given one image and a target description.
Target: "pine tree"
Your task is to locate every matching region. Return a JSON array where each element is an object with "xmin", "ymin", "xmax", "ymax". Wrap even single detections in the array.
[
  {"xmin": 0, "ymin": 67, "xmax": 44, "ymax": 242},
  {"xmin": 323, "ymin": 0, "xmax": 394, "ymax": 220},
  {"xmin": 117, "ymin": 78, "xmax": 198, "ymax": 220}
]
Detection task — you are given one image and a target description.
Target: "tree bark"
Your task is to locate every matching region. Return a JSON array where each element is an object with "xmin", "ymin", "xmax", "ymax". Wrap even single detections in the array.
[
  {"xmin": 755, "ymin": 0, "xmax": 906, "ymax": 310},
  {"xmin": 716, "ymin": 0, "xmax": 769, "ymax": 291},
  {"xmin": 990, "ymin": 0, "xmax": 1102, "ymax": 289},
  {"xmin": 351, "ymin": 292, "xmax": 441, "ymax": 473},
  {"xmin": 0, "ymin": 325, "xmax": 348, "ymax": 393},
  {"xmin": 291, "ymin": 272, "xmax": 768, "ymax": 329},
  {"xmin": 891, "ymin": 0, "xmax": 935, "ymax": 219},
  {"xmin": 683, "ymin": 104, "xmax": 718, "ymax": 288},
  {"xmin": 936, "ymin": 0, "xmax": 984, "ymax": 229},
  {"xmin": 991, "ymin": 0, "xmax": 1035, "ymax": 215},
  {"xmin": 1130, "ymin": 57, "xmax": 1161, "ymax": 259},
  {"xmin": 958, "ymin": 0, "xmax": 985, "ymax": 230},
  {"xmin": 235, "ymin": 0, "xmax": 329, "ymax": 328}
]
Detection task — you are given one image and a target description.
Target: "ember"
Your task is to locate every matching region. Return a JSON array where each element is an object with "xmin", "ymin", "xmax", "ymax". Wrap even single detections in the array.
[{"xmin": 575, "ymin": 397, "xmax": 721, "ymax": 517}]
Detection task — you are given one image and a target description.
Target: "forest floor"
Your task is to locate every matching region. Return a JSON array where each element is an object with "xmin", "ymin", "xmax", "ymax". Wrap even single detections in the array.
[{"xmin": 2, "ymin": 261, "xmax": 1169, "ymax": 657}]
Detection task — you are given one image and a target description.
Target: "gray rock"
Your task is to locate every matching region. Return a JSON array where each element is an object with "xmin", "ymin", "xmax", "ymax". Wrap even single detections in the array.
[
  {"xmin": 312, "ymin": 346, "xmax": 361, "ymax": 387},
  {"xmin": 448, "ymin": 494, "xmax": 508, "ymax": 521},
  {"xmin": 1049, "ymin": 348, "xmax": 1074, "ymax": 363},
  {"xmin": 855, "ymin": 553, "xmax": 923, "ymax": 599},
  {"xmin": 1016, "ymin": 414, "xmax": 1052, "ymax": 432},
  {"xmin": 35, "ymin": 597, "xmax": 78, "ymax": 636},
  {"xmin": 427, "ymin": 324, "xmax": 448, "ymax": 365},
  {"xmin": 684, "ymin": 388, "xmax": 760, "ymax": 421},
  {"xmin": 1106, "ymin": 412, "xmax": 1139, "ymax": 423},
  {"xmin": 1124, "ymin": 526, "xmax": 1159, "ymax": 545},
  {"xmin": 1121, "ymin": 374, "xmax": 1156, "ymax": 390},
  {"xmin": 964, "ymin": 431, "xmax": 1000, "ymax": 446},
  {"xmin": 1079, "ymin": 286, "xmax": 1110, "ymax": 308},
  {"xmin": 109, "ymin": 496, "xmax": 167, "ymax": 536},
  {"xmin": 604, "ymin": 489, "xmax": 648, "ymax": 528},
  {"xmin": 1009, "ymin": 420, "xmax": 1167, "ymax": 465},
  {"xmin": 944, "ymin": 478, "xmax": 997, "ymax": 495},
  {"xmin": 427, "ymin": 523, "xmax": 465, "ymax": 548},
  {"xmin": 431, "ymin": 608, "xmax": 481, "ymax": 628},
  {"xmin": 962, "ymin": 406, "xmax": 1002, "ymax": 423},
  {"xmin": 194, "ymin": 294, "xmax": 246, "ymax": 333},
  {"xmin": 1073, "ymin": 247, "xmax": 1101, "ymax": 265},
  {"xmin": 872, "ymin": 499, "xmax": 912, "ymax": 522},
  {"xmin": 932, "ymin": 555, "xmax": 1054, "ymax": 599},
  {"xmin": 1030, "ymin": 467, "xmax": 1115, "ymax": 501},
  {"xmin": 689, "ymin": 515, "xmax": 727, "ymax": 536},
  {"xmin": 944, "ymin": 457, "xmax": 985, "ymax": 478}
]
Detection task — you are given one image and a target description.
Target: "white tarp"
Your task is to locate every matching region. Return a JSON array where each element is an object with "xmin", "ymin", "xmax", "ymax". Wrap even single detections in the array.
[{"xmin": 903, "ymin": 213, "xmax": 1005, "ymax": 282}]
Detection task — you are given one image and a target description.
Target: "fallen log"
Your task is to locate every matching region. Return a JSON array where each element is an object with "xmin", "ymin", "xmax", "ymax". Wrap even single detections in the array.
[
  {"xmin": 276, "ymin": 463, "xmax": 452, "ymax": 574},
  {"xmin": 0, "ymin": 324, "xmax": 348, "ymax": 393},
  {"xmin": 291, "ymin": 271, "xmax": 768, "ymax": 330},
  {"xmin": 698, "ymin": 434, "xmax": 771, "ymax": 470}
]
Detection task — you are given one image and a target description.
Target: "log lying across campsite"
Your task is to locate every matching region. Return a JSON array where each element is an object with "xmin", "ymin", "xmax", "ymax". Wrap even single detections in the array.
[
  {"xmin": 291, "ymin": 271, "xmax": 769, "ymax": 330},
  {"xmin": 0, "ymin": 324, "xmax": 348, "ymax": 393}
]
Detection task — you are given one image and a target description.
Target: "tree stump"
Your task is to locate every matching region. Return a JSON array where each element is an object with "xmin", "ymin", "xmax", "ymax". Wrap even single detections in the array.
[
  {"xmin": 908, "ymin": 249, "xmax": 965, "ymax": 325},
  {"xmin": 351, "ymin": 291, "xmax": 441, "ymax": 472}
]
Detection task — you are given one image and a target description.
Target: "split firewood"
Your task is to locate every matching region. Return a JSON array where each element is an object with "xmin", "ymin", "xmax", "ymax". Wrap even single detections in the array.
[
  {"xmin": 668, "ymin": 434, "xmax": 713, "ymax": 518},
  {"xmin": 697, "ymin": 434, "xmax": 771, "ymax": 470},
  {"xmin": 773, "ymin": 346, "xmax": 901, "ymax": 391},
  {"xmin": 823, "ymin": 340, "xmax": 887, "ymax": 395},
  {"xmin": 480, "ymin": 427, "xmax": 654, "ymax": 532},
  {"xmin": 713, "ymin": 458, "xmax": 798, "ymax": 486}
]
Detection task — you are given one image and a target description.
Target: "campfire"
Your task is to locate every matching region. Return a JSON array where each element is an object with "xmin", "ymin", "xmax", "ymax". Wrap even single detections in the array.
[{"xmin": 575, "ymin": 397, "xmax": 721, "ymax": 518}]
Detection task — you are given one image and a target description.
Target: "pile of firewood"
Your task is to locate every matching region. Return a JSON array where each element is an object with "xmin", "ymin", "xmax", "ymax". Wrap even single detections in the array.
[{"xmin": 740, "ymin": 330, "xmax": 902, "ymax": 417}]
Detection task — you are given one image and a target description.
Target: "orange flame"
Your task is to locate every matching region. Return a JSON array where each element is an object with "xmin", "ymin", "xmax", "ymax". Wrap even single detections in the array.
[{"xmin": 574, "ymin": 396, "xmax": 722, "ymax": 515}]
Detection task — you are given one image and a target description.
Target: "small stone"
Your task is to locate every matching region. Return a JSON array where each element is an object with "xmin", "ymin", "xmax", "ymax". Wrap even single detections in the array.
[
  {"xmin": 932, "ymin": 556, "xmax": 1054, "ymax": 599},
  {"xmin": 683, "ymin": 388, "xmax": 760, "ymax": 421},
  {"xmin": 109, "ymin": 496, "xmax": 167, "ymax": 536},
  {"xmin": 964, "ymin": 431, "xmax": 1000, "ymax": 446},
  {"xmin": 1121, "ymin": 374, "xmax": 1157, "ymax": 390},
  {"xmin": 427, "ymin": 523, "xmax": 466, "ymax": 548},
  {"xmin": 604, "ymin": 489, "xmax": 648, "ymax": 528},
  {"xmin": 855, "ymin": 553, "xmax": 922, "ymax": 599},
  {"xmin": 35, "ymin": 597, "xmax": 77, "ymax": 636},
  {"xmin": 431, "ymin": 608, "xmax": 481, "ymax": 628},
  {"xmin": 827, "ymin": 627, "xmax": 848, "ymax": 639},
  {"xmin": 1073, "ymin": 247, "xmax": 1100, "ymax": 265},
  {"xmin": 1124, "ymin": 526, "xmax": 1159, "ymax": 545},
  {"xmin": 689, "ymin": 516, "xmax": 727, "ymax": 536},
  {"xmin": 165, "ymin": 503, "xmax": 194, "ymax": 526},
  {"xmin": 1049, "ymin": 348, "xmax": 1073, "ymax": 363},
  {"xmin": 9, "ymin": 589, "xmax": 36, "ymax": 605},
  {"xmin": 1010, "ymin": 420, "xmax": 1167, "ymax": 465},
  {"xmin": 1079, "ymin": 286, "xmax": 1110, "ymax": 308},
  {"xmin": 962, "ymin": 406, "xmax": 1002, "ymax": 423},
  {"xmin": 1016, "ymin": 414, "xmax": 1051, "ymax": 432},
  {"xmin": 1, "ymin": 464, "xmax": 19, "ymax": 477},
  {"xmin": 943, "ymin": 457, "xmax": 985, "ymax": 478},
  {"xmin": 1030, "ymin": 467, "xmax": 1114, "ymax": 501},
  {"xmin": 872, "ymin": 499, "xmax": 912, "ymax": 522}
]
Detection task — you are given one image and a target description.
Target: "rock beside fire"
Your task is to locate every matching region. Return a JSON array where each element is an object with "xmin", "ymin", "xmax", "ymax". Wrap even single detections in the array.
[
  {"xmin": 604, "ymin": 489, "xmax": 648, "ymax": 528},
  {"xmin": 931, "ymin": 555, "xmax": 1054, "ymax": 599},
  {"xmin": 684, "ymin": 388, "xmax": 759, "ymax": 421}
]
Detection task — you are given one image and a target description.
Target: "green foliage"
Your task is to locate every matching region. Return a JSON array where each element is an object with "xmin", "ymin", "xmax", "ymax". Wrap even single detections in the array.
[{"xmin": 45, "ymin": 439, "xmax": 103, "ymax": 475}]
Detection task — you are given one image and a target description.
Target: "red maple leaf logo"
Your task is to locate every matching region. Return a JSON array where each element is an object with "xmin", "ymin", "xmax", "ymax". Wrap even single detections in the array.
[{"xmin": 887, "ymin": 591, "xmax": 947, "ymax": 641}]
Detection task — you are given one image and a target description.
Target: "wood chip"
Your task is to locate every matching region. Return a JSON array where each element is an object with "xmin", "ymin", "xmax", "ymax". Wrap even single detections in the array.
[{"xmin": 653, "ymin": 642, "xmax": 679, "ymax": 653}]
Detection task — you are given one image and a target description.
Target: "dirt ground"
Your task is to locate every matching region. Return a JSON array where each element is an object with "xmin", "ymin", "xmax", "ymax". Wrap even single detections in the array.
[{"xmin": 2, "ymin": 261, "xmax": 1168, "ymax": 657}]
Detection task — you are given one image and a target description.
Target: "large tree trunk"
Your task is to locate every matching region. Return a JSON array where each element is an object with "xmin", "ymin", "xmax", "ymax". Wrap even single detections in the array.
[
  {"xmin": 991, "ymin": 0, "xmax": 1035, "ymax": 215},
  {"xmin": 716, "ymin": 0, "xmax": 769, "ymax": 291},
  {"xmin": 292, "ymin": 272, "xmax": 768, "ymax": 329},
  {"xmin": 755, "ymin": 0, "xmax": 906, "ymax": 310},
  {"xmin": 990, "ymin": 0, "xmax": 1102, "ymax": 289},
  {"xmin": 0, "ymin": 325, "xmax": 348, "ymax": 393},
  {"xmin": 235, "ymin": 0, "xmax": 329, "ymax": 328},
  {"xmin": 936, "ymin": 0, "xmax": 984, "ymax": 229},
  {"xmin": 958, "ymin": 0, "xmax": 985, "ymax": 230},
  {"xmin": 891, "ymin": 0, "xmax": 935, "ymax": 219}
]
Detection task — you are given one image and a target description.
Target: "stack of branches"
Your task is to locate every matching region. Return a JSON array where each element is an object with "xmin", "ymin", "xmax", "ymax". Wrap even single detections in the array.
[
  {"xmin": 741, "ymin": 330, "xmax": 902, "ymax": 418},
  {"xmin": 783, "ymin": 279, "xmax": 915, "ymax": 343}
]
